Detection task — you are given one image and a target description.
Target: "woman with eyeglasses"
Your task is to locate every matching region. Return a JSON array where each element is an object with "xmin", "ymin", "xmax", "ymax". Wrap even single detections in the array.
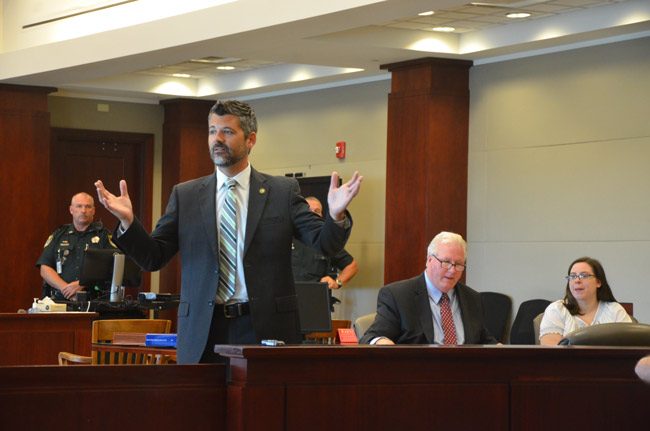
[{"xmin": 539, "ymin": 256, "xmax": 632, "ymax": 346}]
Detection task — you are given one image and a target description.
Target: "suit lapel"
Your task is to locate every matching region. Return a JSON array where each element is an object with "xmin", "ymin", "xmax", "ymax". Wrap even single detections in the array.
[
  {"xmin": 244, "ymin": 168, "xmax": 268, "ymax": 254},
  {"xmin": 415, "ymin": 275, "xmax": 435, "ymax": 343},
  {"xmin": 198, "ymin": 174, "xmax": 219, "ymax": 260}
]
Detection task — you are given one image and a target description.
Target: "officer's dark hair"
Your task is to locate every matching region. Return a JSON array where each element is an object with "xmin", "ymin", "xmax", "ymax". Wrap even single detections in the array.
[{"xmin": 208, "ymin": 100, "xmax": 258, "ymax": 138}]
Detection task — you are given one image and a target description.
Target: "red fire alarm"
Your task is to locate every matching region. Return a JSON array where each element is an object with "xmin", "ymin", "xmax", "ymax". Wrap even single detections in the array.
[{"xmin": 335, "ymin": 141, "xmax": 346, "ymax": 159}]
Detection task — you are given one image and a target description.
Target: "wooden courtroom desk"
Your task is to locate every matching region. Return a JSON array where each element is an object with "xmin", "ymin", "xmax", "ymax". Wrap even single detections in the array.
[
  {"xmin": 216, "ymin": 345, "xmax": 650, "ymax": 431},
  {"xmin": 0, "ymin": 312, "xmax": 97, "ymax": 365},
  {"xmin": 0, "ymin": 364, "xmax": 226, "ymax": 429}
]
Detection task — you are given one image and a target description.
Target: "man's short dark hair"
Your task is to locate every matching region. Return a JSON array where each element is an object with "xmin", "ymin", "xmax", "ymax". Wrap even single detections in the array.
[{"xmin": 208, "ymin": 100, "xmax": 258, "ymax": 138}]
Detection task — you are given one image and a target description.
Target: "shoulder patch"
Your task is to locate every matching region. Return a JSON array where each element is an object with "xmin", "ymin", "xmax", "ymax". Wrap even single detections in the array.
[{"xmin": 43, "ymin": 234, "xmax": 54, "ymax": 248}]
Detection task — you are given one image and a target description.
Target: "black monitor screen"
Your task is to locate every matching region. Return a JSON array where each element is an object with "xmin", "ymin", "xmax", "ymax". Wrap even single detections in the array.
[
  {"xmin": 295, "ymin": 281, "xmax": 332, "ymax": 333},
  {"xmin": 79, "ymin": 248, "xmax": 142, "ymax": 289},
  {"xmin": 296, "ymin": 175, "xmax": 341, "ymax": 217}
]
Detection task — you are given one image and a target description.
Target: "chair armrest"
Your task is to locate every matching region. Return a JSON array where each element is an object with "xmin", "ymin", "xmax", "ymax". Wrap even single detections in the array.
[{"xmin": 58, "ymin": 351, "xmax": 92, "ymax": 365}]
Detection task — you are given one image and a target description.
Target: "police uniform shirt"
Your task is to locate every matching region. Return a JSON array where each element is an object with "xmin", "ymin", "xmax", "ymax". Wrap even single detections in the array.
[{"xmin": 36, "ymin": 222, "xmax": 115, "ymax": 299}]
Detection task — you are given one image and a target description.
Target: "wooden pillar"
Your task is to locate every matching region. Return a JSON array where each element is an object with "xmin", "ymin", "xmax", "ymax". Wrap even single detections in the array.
[
  {"xmin": 158, "ymin": 99, "xmax": 215, "ymax": 299},
  {"xmin": 0, "ymin": 84, "xmax": 56, "ymax": 312},
  {"xmin": 382, "ymin": 58, "xmax": 471, "ymax": 283}
]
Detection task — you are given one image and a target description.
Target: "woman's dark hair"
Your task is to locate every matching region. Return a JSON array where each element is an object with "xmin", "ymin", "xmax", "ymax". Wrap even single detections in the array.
[{"xmin": 563, "ymin": 256, "xmax": 618, "ymax": 315}]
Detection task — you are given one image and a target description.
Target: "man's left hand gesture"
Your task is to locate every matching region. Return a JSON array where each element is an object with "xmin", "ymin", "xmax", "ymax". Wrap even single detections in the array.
[{"xmin": 327, "ymin": 171, "xmax": 363, "ymax": 221}]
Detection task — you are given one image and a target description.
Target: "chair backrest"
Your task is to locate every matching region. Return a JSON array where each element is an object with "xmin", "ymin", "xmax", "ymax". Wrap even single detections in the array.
[
  {"xmin": 509, "ymin": 299, "xmax": 551, "ymax": 344},
  {"xmin": 533, "ymin": 312, "xmax": 544, "ymax": 345},
  {"xmin": 92, "ymin": 319, "xmax": 172, "ymax": 364},
  {"xmin": 353, "ymin": 313, "xmax": 376, "ymax": 339},
  {"xmin": 560, "ymin": 322, "xmax": 650, "ymax": 346},
  {"xmin": 305, "ymin": 319, "xmax": 351, "ymax": 345},
  {"xmin": 480, "ymin": 292, "xmax": 512, "ymax": 343},
  {"xmin": 58, "ymin": 351, "xmax": 92, "ymax": 365}
]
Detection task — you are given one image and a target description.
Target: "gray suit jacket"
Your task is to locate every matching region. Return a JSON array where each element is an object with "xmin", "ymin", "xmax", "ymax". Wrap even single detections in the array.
[
  {"xmin": 359, "ymin": 274, "xmax": 497, "ymax": 345},
  {"xmin": 115, "ymin": 168, "xmax": 351, "ymax": 363}
]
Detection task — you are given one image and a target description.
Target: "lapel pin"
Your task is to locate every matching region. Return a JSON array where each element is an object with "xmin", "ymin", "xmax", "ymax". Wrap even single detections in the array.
[{"xmin": 259, "ymin": 188, "xmax": 266, "ymax": 194}]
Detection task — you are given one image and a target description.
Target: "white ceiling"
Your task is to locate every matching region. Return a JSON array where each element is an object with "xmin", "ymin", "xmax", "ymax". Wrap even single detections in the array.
[{"xmin": 0, "ymin": 0, "xmax": 648, "ymax": 103}]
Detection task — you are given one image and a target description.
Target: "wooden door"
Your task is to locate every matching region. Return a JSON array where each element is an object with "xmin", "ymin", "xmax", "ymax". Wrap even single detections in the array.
[{"xmin": 49, "ymin": 128, "xmax": 154, "ymax": 291}]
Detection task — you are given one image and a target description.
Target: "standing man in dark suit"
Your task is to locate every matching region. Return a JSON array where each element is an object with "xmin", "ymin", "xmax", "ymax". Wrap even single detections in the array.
[
  {"xmin": 360, "ymin": 231, "xmax": 496, "ymax": 345},
  {"xmin": 95, "ymin": 100, "xmax": 362, "ymax": 363}
]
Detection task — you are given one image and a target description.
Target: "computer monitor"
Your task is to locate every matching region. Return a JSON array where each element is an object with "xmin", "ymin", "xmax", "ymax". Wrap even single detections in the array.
[
  {"xmin": 295, "ymin": 281, "xmax": 332, "ymax": 333},
  {"xmin": 296, "ymin": 175, "xmax": 341, "ymax": 217},
  {"xmin": 79, "ymin": 248, "xmax": 141, "ymax": 299}
]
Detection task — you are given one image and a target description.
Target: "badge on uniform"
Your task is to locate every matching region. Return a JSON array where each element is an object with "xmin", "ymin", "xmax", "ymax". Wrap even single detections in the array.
[{"xmin": 91, "ymin": 236, "xmax": 100, "ymax": 244}]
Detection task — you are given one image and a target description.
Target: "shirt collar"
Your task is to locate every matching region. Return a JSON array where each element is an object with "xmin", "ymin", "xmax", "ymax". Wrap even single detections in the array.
[
  {"xmin": 216, "ymin": 163, "xmax": 251, "ymax": 190},
  {"xmin": 424, "ymin": 271, "xmax": 455, "ymax": 304}
]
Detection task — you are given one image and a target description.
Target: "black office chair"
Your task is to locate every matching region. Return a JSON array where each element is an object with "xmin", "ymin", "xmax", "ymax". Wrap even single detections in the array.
[
  {"xmin": 509, "ymin": 299, "xmax": 551, "ymax": 344},
  {"xmin": 480, "ymin": 292, "xmax": 512, "ymax": 343},
  {"xmin": 560, "ymin": 322, "xmax": 650, "ymax": 346}
]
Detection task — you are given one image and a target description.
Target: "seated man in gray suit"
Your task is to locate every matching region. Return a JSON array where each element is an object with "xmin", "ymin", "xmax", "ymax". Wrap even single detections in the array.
[{"xmin": 360, "ymin": 231, "xmax": 497, "ymax": 345}]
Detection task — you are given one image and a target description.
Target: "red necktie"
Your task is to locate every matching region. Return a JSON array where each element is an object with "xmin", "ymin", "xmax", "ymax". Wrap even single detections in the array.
[{"xmin": 440, "ymin": 293, "xmax": 458, "ymax": 345}]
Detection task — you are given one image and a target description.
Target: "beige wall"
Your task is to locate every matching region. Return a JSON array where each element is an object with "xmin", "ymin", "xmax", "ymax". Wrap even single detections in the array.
[
  {"xmin": 467, "ymin": 37, "xmax": 650, "ymax": 325},
  {"xmin": 248, "ymin": 79, "xmax": 390, "ymax": 320}
]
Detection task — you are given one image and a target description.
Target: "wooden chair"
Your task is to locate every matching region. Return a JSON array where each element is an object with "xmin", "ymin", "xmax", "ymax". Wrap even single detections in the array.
[
  {"xmin": 59, "ymin": 319, "xmax": 173, "ymax": 365},
  {"xmin": 621, "ymin": 302, "xmax": 634, "ymax": 317},
  {"xmin": 305, "ymin": 319, "xmax": 351, "ymax": 345},
  {"xmin": 93, "ymin": 319, "xmax": 172, "ymax": 364},
  {"xmin": 58, "ymin": 351, "xmax": 92, "ymax": 365}
]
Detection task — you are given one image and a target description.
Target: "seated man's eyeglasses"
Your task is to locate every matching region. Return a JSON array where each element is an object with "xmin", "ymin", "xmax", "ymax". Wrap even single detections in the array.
[
  {"xmin": 430, "ymin": 254, "xmax": 466, "ymax": 271},
  {"xmin": 565, "ymin": 273, "xmax": 595, "ymax": 281}
]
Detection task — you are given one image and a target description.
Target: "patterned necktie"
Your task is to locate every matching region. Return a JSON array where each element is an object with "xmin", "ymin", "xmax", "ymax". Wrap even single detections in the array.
[
  {"xmin": 440, "ymin": 293, "xmax": 458, "ymax": 345},
  {"xmin": 217, "ymin": 178, "xmax": 238, "ymax": 302}
]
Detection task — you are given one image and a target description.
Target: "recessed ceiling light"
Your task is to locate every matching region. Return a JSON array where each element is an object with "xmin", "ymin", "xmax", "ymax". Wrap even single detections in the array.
[
  {"xmin": 216, "ymin": 66, "xmax": 235, "ymax": 70},
  {"xmin": 418, "ymin": 11, "xmax": 434, "ymax": 16},
  {"xmin": 506, "ymin": 12, "xmax": 531, "ymax": 19},
  {"xmin": 432, "ymin": 26, "xmax": 455, "ymax": 32},
  {"xmin": 172, "ymin": 73, "xmax": 191, "ymax": 78}
]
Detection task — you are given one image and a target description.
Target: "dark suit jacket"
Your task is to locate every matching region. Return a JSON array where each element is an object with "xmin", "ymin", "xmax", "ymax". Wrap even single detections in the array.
[
  {"xmin": 115, "ymin": 168, "xmax": 351, "ymax": 363},
  {"xmin": 359, "ymin": 274, "xmax": 497, "ymax": 345}
]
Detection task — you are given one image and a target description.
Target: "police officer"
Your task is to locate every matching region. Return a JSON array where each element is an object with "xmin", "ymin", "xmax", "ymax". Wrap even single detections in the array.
[
  {"xmin": 36, "ymin": 192, "xmax": 115, "ymax": 300},
  {"xmin": 291, "ymin": 197, "xmax": 358, "ymax": 307}
]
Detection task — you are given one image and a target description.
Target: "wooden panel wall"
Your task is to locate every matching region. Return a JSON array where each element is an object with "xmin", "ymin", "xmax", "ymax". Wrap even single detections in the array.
[
  {"xmin": 0, "ymin": 84, "xmax": 56, "ymax": 312},
  {"xmin": 0, "ymin": 365, "xmax": 226, "ymax": 429},
  {"xmin": 382, "ymin": 58, "xmax": 471, "ymax": 283},
  {"xmin": 0, "ymin": 312, "xmax": 96, "ymax": 365}
]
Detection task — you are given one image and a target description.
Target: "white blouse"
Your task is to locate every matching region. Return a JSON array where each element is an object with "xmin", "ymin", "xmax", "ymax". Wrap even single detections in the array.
[{"xmin": 539, "ymin": 300, "xmax": 632, "ymax": 339}]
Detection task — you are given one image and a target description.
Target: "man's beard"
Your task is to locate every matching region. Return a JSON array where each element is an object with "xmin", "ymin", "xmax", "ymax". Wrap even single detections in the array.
[{"xmin": 211, "ymin": 144, "xmax": 243, "ymax": 167}]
